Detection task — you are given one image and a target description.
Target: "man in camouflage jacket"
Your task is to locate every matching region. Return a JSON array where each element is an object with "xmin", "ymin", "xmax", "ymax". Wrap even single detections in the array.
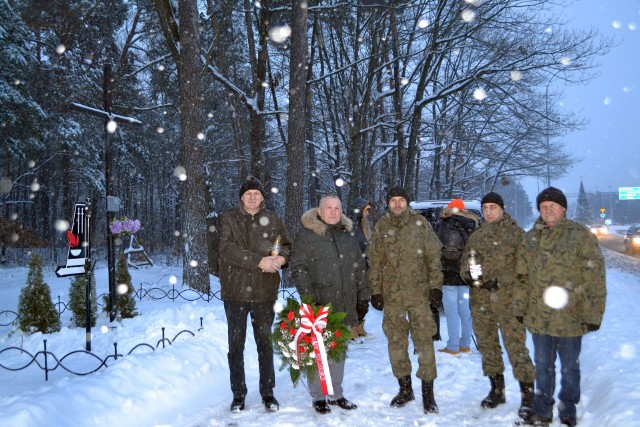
[
  {"xmin": 366, "ymin": 187, "xmax": 443, "ymax": 414},
  {"xmin": 515, "ymin": 187, "xmax": 606, "ymax": 427},
  {"xmin": 461, "ymin": 192, "xmax": 535, "ymax": 420}
]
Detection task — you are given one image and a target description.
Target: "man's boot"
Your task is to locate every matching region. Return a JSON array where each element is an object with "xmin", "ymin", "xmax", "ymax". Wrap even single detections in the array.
[
  {"xmin": 355, "ymin": 320, "xmax": 367, "ymax": 337},
  {"xmin": 390, "ymin": 375, "xmax": 415, "ymax": 407},
  {"xmin": 422, "ymin": 380, "xmax": 438, "ymax": 414},
  {"xmin": 518, "ymin": 382, "xmax": 535, "ymax": 419},
  {"xmin": 481, "ymin": 373, "xmax": 506, "ymax": 408}
]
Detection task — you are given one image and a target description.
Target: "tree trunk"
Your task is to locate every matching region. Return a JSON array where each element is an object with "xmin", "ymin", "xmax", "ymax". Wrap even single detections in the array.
[
  {"xmin": 177, "ymin": 0, "xmax": 209, "ymax": 292},
  {"xmin": 285, "ymin": 0, "xmax": 308, "ymax": 239}
]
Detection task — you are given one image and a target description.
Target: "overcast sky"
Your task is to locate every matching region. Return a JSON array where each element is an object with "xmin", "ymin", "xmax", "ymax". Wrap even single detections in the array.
[{"xmin": 524, "ymin": 0, "xmax": 640, "ymax": 205}]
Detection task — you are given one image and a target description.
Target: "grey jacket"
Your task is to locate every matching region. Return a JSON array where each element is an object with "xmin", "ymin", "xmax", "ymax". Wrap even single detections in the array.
[{"xmin": 290, "ymin": 209, "xmax": 369, "ymax": 326}]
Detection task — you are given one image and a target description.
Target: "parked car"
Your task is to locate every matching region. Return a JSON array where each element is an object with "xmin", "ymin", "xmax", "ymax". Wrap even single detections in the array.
[
  {"xmin": 589, "ymin": 224, "xmax": 609, "ymax": 235},
  {"xmin": 410, "ymin": 199, "xmax": 483, "ymax": 229},
  {"xmin": 624, "ymin": 225, "xmax": 640, "ymax": 254}
]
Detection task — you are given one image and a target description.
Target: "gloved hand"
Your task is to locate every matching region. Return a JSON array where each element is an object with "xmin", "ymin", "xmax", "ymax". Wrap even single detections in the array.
[
  {"xmin": 584, "ymin": 323, "xmax": 600, "ymax": 332},
  {"xmin": 516, "ymin": 316, "xmax": 524, "ymax": 324},
  {"xmin": 356, "ymin": 299, "xmax": 370, "ymax": 321},
  {"xmin": 371, "ymin": 294, "xmax": 384, "ymax": 311},
  {"xmin": 482, "ymin": 278, "xmax": 499, "ymax": 292},
  {"xmin": 429, "ymin": 288, "xmax": 442, "ymax": 309}
]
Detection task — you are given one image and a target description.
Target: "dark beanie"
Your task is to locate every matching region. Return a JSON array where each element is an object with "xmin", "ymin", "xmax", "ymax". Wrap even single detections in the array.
[
  {"xmin": 481, "ymin": 192, "xmax": 504, "ymax": 210},
  {"xmin": 239, "ymin": 175, "xmax": 266, "ymax": 198},
  {"xmin": 386, "ymin": 186, "xmax": 411, "ymax": 205},
  {"xmin": 536, "ymin": 186, "xmax": 567, "ymax": 211}
]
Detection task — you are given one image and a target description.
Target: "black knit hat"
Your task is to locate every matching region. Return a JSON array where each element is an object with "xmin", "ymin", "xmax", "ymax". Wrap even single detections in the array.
[
  {"xmin": 536, "ymin": 186, "xmax": 567, "ymax": 211},
  {"xmin": 481, "ymin": 192, "xmax": 504, "ymax": 210},
  {"xmin": 386, "ymin": 186, "xmax": 411, "ymax": 205},
  {"xmin": 239, "ymin": 175, "xmax": 266, "ymax": 199}
]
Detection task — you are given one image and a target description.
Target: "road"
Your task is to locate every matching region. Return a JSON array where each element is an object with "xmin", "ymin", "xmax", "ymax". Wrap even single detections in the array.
[
  {"xmin": 596, "ymin": 232, "xmax": 626, "ymax": 253},
  {"xmin": 595, "ymin": 228, "xmax": 639, "ymax": 258}
]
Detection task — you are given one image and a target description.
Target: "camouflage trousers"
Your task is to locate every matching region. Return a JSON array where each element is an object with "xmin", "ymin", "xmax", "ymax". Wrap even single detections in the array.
[
  {"xmin": 471, "ymin": 299, "xmax": 535, "ymax": 383},
  {"xmin": 382, "ymin": 303, "xmax": 437, "ymax": 381}
]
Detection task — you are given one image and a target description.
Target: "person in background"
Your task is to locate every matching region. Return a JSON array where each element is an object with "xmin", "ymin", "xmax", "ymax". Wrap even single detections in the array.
[
  {"xmin": 290, "ymin": 194, "xmax": 368, "ymax": 414},
  {"xmin": 435, "ymin": 199, "xmax": 479, "ymax": 355},
  {"xmin": 516, "ymin": 187, "xmax": 606, "ymax": 427},
  {"xmin": 461, "ymin": 192, "xmax": 536, "ymax": 422},
  {"xmin": 218, "ymin": 176, "xmax": 292, "ymax": 413},
  {"xmin": 366, "ymin": 187, "xmax": 443, "ymax": 415},
  {"xmin": 350, "ymin": 196, "xmax": 374, "ymax": 338}
]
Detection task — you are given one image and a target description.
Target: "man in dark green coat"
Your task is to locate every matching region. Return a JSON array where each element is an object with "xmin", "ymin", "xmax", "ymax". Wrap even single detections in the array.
[
  {"xmin": 366, "ymin": 187, "xmax": 443, "ymax": 415},
  {"xmin": 516, "ymin": 187, "xmax": 606, "ymax": 427},
  {"xmin": 291, "ymin": 194, "xmax": 368, "ymax": 414},
  {"xmin": 461, "ymin": 192, "xmax": 535, "ymax": 420},
  {"xmin": 219, "ymin": 176, "xmax": 292, "ymax": 414}
]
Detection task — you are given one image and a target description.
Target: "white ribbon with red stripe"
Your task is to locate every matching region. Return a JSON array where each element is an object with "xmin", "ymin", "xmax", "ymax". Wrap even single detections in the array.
[{"xmin": 293, "ymin": 303, "xmax": 333, "ymax": 395}]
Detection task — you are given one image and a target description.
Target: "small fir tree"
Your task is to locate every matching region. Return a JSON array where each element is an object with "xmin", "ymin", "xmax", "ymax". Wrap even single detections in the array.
[
  {"xmin": 103, "ymin": 253, "xmax": 138, "ymax": 319},
  {"xmin": 68, "ymin": 273, "xmax": 98, "ymax": 328},
  {"xmin": 16, "ymin": 254, "xmax": 61, "ymax": 334}
]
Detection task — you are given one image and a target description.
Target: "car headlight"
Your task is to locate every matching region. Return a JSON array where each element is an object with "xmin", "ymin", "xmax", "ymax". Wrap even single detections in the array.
[{"xmin": 633, "ymin": 236, "xmax": 640, "ymax": 244}]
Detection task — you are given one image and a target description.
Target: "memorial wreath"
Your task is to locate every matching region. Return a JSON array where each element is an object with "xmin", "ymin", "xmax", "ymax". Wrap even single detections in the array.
[{"xmin": 271, "ymin": 297, "xmax": 351, "ymax": 394}]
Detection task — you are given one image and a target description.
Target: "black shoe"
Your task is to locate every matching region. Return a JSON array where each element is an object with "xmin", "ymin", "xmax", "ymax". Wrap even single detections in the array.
[
  {"xmin": 560, "ymin": 416, "xmax": 577, "ymax": 427},
  {"xmin": 313, "ymin": 400, "xmax": 331, "ymax": 414},
  {"xmin": 263, "ymin": 395, "xmax": 279, "ymax": 412},
  {"xmin": 328, "ymin": 397, "xmax": 357, "ymax": 410},
  {"xmin": 514, "ymin": 415, "xmax": 551, "ymax": 426},
  {"xmin": 230, "ymin": 397, "xmax": 245, "ymax": 413}
]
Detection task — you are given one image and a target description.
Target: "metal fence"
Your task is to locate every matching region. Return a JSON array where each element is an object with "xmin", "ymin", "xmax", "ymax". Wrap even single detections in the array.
[
  {"xmin": 0, "ymin": 281, "xmax": 300, "ymax": 381},
  {"xmin": 0, "ymin": 324, "xmax": 201, "ymax": 381}
]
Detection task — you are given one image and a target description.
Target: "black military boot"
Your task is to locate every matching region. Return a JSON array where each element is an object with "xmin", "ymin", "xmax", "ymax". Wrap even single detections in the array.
[
  {"xmin": 481, "ymin": 373, "xmax": 506, "ymax": 408},
  {"xmin": 390, "ymin": 375, "xmax": 415, "ymax": 407},
  {"xmin": 422, "ymin": 380, "xmax": 438, "ymax": 414},
  {"xmin": 518, "ymin": 382, "xmax": 535, "ymax": 419}
]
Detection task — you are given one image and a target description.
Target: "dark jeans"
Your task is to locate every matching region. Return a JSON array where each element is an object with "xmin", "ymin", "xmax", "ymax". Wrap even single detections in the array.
[
  {"xmin": 532, "ymin": 333, "xmax": 582, "ymax": 420},
  {"xmin": 224, "ymin": 300, "xmax": 276, "ymax": 399}
]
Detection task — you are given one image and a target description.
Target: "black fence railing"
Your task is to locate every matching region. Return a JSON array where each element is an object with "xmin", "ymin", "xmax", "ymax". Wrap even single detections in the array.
[
  {"xmin": 1, "ymin": 280, "xmax": 300, "ymax": 327},
  {"xmin": 0, "ymin": 281, "xmax": 301, "ymax": 382},
  {"xmin": 0, "ymin": 322, "xmax": 202, "ymax": 381}
]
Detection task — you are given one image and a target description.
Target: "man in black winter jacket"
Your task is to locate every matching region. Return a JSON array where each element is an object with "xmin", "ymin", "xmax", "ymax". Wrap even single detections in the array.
[
  {"xmin": 219, "ymin": 176, "xmax": 292, "ymax": 414},
  {"xmin": 290, "ymin": 194, "xmax": 369, "ymax": 414}
]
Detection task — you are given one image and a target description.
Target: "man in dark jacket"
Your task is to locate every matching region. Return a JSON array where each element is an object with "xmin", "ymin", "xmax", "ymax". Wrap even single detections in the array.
[
  {"xmin": 291, "ymin": 194, "xmax": 369, "ymax": 414},
  {"xmin": 366, "ymin": 187, "xmax": 443, "ymax": 415},
  {"xmin": 436, "ymin": 198, "xmax": 479, "ymax": 355},
  {"xmin": 516, "ymin": 187, "xmax": 606, "ymax": 427},
  {"xmin": 218, "ymin": 176, "xmax": 292, "ymax": 413},
  {"xmin": 461, "ymin": 192, "xmax": 535, "ymax": 421}
]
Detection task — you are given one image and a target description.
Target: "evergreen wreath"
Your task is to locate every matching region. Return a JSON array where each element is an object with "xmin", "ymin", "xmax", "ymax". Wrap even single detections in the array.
[{"xmin": 271, "ymin": 297, "xmax": 351, "ymax": 386}]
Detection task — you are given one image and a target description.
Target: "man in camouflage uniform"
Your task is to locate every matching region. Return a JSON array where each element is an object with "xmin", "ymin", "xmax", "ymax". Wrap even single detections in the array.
[
  {"xmin": 515, "ymin": 187, "xmax": 606, "ymax": 427},
  {"xmin": 461, "ymin": 192, "xmax": 535, "ymax": 421},
  {"xmin": 366, "ymin": 187, "xmax": 443, "ymax": 415}
]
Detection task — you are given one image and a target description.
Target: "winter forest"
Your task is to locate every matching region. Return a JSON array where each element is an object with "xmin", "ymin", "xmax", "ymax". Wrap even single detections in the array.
[{"xmin": 2, "ymin": 0, "xmax": 612, "ymax": 289}]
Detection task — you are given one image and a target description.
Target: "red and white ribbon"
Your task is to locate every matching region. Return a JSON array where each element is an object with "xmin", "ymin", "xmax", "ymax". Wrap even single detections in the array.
[{"xmin": 293, "ymin": 303, "xmax": 333, "ymax": 395}]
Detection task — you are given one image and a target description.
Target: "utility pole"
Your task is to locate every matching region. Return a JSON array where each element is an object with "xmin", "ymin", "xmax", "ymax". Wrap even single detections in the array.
[{"xmin": 70, "ymin": 63, "xmax": 142, "ymax": 322}]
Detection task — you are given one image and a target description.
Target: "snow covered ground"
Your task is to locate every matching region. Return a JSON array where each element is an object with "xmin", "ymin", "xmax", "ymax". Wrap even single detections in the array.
[{"xmin": 0, "ymin": 247, "xmax": 639, "ymax": 427}]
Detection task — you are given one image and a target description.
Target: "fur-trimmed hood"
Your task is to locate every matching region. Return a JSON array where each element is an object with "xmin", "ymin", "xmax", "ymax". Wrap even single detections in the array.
[
  {"xmin": 301, "ymin": 208, "xmax": 353, "ymax": 236},
  {"xmin": 440, "ymin": 206, "xmax": 480, "ymax": 227}
]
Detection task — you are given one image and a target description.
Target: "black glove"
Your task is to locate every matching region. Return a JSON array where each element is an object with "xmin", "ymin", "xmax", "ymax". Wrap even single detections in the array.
[
  {"xmin": 584, "ymin": 323, "xmax": 600, "ymax": 332},
  {"xmin": 482, "ymin": 278, "xmax": 499, "ymax": 292},
  {"xmin": 371, "ymin": 294, "xmax": 384, "ymax": 311},
  {"xmin": 516, "ymin": 316, "xmax": 524, "ymax": 324},
  {"xmin": 429, "ymin": 288, "xmax": 442, "ymax": 309},
  {"xmin": 356, "ymin": 299, "xmax": 370, "ymax": 321}
]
